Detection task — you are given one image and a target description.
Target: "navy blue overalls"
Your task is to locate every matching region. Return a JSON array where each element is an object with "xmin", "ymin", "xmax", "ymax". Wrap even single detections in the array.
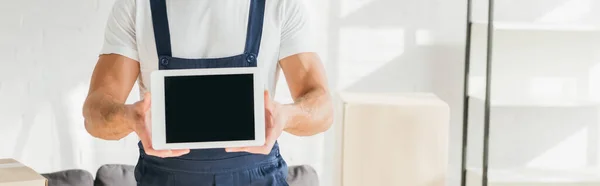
[{"xmin": 133, "ymin": 0, "xmax": 288, "ymax": 185}]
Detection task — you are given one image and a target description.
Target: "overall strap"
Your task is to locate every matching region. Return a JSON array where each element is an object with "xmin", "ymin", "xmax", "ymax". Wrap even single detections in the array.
[
  {"xmin": 244, "ymin": 0, "xmax": 266, "ymax": 57},
  {"xmin": 150, "ymin": 0, "xmax": 172, "ymax": 57}
]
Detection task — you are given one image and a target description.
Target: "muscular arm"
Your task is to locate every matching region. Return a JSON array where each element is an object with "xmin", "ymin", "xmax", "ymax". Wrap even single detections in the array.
[
  {"xmin": 279, "ymin": 53, "xmax": 333, "ymax": 136},
  {"xmin": 83, "ymin": 54, "xmax": 140, "ymax": 140}
]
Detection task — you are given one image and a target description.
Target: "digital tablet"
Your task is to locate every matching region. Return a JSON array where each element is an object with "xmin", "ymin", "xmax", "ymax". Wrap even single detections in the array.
[{"xmin": 150, "ymin": 67, "xmax": 265, "ymax": 150}]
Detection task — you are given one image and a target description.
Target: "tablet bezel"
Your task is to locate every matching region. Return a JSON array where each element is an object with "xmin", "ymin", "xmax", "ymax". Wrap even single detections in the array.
[{"xmin": 150, "ymin": 67, "xmax": 265, "ymax": 150}]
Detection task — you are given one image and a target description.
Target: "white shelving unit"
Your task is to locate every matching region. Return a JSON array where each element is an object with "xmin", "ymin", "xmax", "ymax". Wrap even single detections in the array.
[
  {"xmin": 464, "ymin": 15, "xmax": 600, "ymax": 186},
  {"xmin": 468, "ymin": 20, "xmax": 600, "ymax": 108}
]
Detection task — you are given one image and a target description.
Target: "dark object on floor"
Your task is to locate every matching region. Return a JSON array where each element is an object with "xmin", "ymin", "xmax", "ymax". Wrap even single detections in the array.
[
  {"xmin": 42, "ymin": 164, "xmax": 318, "ymax": 186},
  {"xmin": 41, "ymin": 169, "xmax": 94, "ymax": 186}
]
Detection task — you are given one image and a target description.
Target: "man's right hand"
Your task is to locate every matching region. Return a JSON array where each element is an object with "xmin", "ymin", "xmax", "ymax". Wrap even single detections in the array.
[{"xmin": 127, "ymin": 92, "xmax": 190, "ymax": 158}]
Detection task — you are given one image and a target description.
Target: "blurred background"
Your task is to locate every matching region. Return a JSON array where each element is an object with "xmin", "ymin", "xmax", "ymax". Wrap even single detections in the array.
[{"xmin": 0, "ymin": 0, "xmax": 599, "ymax": 186}]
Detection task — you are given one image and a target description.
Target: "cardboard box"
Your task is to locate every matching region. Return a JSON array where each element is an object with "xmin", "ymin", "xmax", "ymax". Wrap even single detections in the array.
[
  {"xmin": 0, "ymin": 159, "xmax": 47, "ymax": 186},
  {"xmin": 339, "ymin": 93, "xmax": 449, "ymax": 186}
]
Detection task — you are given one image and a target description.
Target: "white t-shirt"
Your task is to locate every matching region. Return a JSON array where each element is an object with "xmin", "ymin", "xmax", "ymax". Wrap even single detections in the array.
[{"xmin": 100, "ymin": 0, "xmax": 315, "ymax": 96}]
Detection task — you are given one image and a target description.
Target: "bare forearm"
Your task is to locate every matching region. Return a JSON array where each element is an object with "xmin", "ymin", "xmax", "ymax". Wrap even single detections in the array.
[
  {"xmin": 281, "ymin": 88, "xmax": 333, "ymax": 136},
  {"xmin": 83, "ymin": 92, "xmax": 133, "ymax": 140}
]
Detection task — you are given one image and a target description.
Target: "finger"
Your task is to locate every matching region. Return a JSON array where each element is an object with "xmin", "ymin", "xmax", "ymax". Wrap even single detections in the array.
[
  {"xmin": 135, "ymin": 121, "xmax": 159, "ymax": 155},
  {"xmin": 137, "ymin": 116, "xmax": 189, "ymax": 158},
  {"xmin": 251, "ymin": 146, "xmax": 272, "ymax": 155},
  {"xmin": 170, "ymin": 149, "xmax": 191, "ymax": 155},
  {"xmin": 242, "ymin": 112, "xmax": 276, "ymax": 154},
  {"xmin": 265, "ymin": 103, "xmax": 274, "ymax": 120},
  {"xmin": 225, "ymin": 147, "xmax": 249, "ymax": 152},
  {"xmin": 148, "ymin": 149, "xmax": 191, "ymax": 158},
  {"xmin": 141, "ymin": 137, "xmax": 190, "ymax": 158},
  {"xmin": 142, "ymin": 92, "xmax": 151, "ymax": 112},
  {"xmin": 227, "ymin": 146, "xmax": 270, "ymax": 155},
  {"xmin": 263, "ymin": 133, "xmax": 277, "ymax": 152},
  {"xmin": 133, "ymin": 92, "xmax": 152, "ymax": 115},
  {"xmin": 226, "ymin": 130, "xmax": 276, "ymax": 155},
  {"xmin": 264, "ymin": 90, "xmax": 269, "ymax": 101},
  {"xmin": 261, "ymin": 120, "xmax": 278, "ymax": 152},
  {"xmin": 135, "ymin": 126, "xmax": 155, "ymax": 155},
  {"xmin": 225, "ymin": 138, "xmax": 273, "ymax": 154},
  {"xmin": 264, "ymin": 90, "xmax": 271, "ymax": 109}
]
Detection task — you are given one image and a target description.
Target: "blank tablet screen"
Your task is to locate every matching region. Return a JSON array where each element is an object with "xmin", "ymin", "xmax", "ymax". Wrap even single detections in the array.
[{"xmin": 164, "ymin": 74, "xmax": 255, "ymax": 143}]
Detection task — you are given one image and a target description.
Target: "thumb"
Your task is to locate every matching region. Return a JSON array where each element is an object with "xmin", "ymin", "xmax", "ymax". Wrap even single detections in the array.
[
  {"xmin": 135, "ymin": 92, "xmax": 152, "ymax": 113},
  {"xmin": 264, "ymin": 90, "xmax": 269, "ymax": 101},
  {"xmin": 264, "ymin": 90, "xmax": 272, "ymax": 110},
  {"xmin": 142, "ymin": 92, "xmax": 151, "ymax": 112}
]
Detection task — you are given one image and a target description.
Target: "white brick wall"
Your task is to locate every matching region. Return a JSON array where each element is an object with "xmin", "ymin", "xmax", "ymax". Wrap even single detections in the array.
[{"xmin": 0, "ymin": 0, "xmax": 138, "ymax": 174}]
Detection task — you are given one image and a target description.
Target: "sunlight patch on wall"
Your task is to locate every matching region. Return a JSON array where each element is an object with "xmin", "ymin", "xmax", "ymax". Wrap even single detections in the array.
[
  {"xmin": 21, "ymin": 102, "xmax": 56, "ymax": 173},
  {"xmin": 537, "ymin": 0, "xmax": 591, "ymax": 24},
  {"xmin": 589, "ymin": 63, "xmax": 600, "ymax": 102},
  {"xmin": 0, "ymin": 80, "xmax": 28, "ymax": 116},
  {"xmin": 0, "ymin": 81, "xmax": 27, "ymax": 158},
  {"xmin": 415, "ymin": 29, "xmax": 435, "ymax": 46},
  {"xmin": 528, "ymin": 77, "xmax": 577, "ymax": 104},
  {"xmin": 0, "ymin": 119, "xmax": 22, "ymax": 158},
  {"xmin": 340, "ymin": 0, "xmax": 376, "ymax": 18},
  {"xmin": 526, "ymin": 127, "xmax": 587, "ymax": 169},
  {"xmin": 338, "ymin": 28, "xmax": 405, "ymax": 90}
]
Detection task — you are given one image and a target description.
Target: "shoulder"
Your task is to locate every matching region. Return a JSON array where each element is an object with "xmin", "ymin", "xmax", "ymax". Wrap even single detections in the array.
[
  {"xmin": 267, "ymin": 0, "xmax": 309, "ymax": 18},
  {"xmin": 270, "ymin": 0, "xmax": 306, "ymax": 8},
  {"xmin": 111, "ymin": 0, "xmax": 137, "ymax": 10},
  {"xmin": 108, "ymin": 0, "xmax": 138, "ymax": 20}
]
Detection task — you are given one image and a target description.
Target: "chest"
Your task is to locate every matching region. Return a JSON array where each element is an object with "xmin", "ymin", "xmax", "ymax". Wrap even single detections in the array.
[
  {"xmin": 134, "ymin": 0, "xmax": 281, "ymax": 67},
  {"xmin": 132, "ymin": 0, "xmax": 283, "ymax": 92}
]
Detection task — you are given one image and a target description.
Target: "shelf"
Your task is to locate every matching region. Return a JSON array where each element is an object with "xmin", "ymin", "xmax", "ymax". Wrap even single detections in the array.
[
  {"xmin": 467, "ymin": 168, "xmax": 600, "ymax": 184},
  {"xmin": 471, "ymin": 21, "xmax": 600, "ymax": 32},
  {"xmin": 339, "ymin": 92, "xmax": 446, "ymax": 106},
  {"xmin": 469, "ymin": 92, "xmax": 600, "ymax": 107}
]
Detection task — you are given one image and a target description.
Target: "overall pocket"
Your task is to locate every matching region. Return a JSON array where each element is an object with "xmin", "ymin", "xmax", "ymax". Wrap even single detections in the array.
[
  {"xmin": 136, "ymin": 160, "xmax": 173, "ymax": 186},
  {"xmin": 255, "ymin": 159, "xmax": 289, "ymax": 186}
]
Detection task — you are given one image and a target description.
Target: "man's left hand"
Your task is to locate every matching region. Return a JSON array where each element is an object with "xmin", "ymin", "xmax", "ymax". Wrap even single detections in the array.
[{"xmin": 225, "ymin": 90, "xmax": 287, "ymax": 155}]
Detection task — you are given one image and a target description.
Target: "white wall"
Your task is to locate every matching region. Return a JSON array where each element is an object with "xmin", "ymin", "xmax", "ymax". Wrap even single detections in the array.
[
  {"xmin": 0, "ymin": 0, "xmax": 330, "ymax": 178},
  {"xmin": 0, "ymin": 0, "xmax": 139, "ymax": 175}
]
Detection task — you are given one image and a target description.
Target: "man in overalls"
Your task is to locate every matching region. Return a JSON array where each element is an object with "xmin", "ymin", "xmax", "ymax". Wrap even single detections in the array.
[{"xmin": 82, "ymin": 0, "xmax": 333, "ymax": 185}]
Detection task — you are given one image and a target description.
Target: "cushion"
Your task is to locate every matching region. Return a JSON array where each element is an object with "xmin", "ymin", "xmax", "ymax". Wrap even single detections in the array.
[
  {"xmin": 94, "ymin": 164, "xmax": 136, "ymax": 186},
  {"xmin": 42, "ymin": 169, "xmax": 94, "ymax": 186},
  {"xmin": 287, "ymin": 165, "xmax": 319, "ymax": 186}
]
